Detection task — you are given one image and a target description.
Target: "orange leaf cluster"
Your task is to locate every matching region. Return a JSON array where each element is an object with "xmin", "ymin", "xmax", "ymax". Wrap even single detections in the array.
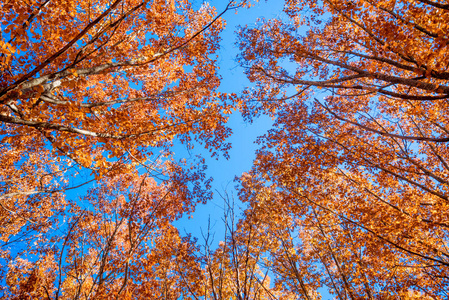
[
  {"xmin": 235, "ymin": 0, "xmax": 449, "ymax": 298},
  {"xmin": 0, "ymin": 0, "xmax": 239, "ymax": 298}
]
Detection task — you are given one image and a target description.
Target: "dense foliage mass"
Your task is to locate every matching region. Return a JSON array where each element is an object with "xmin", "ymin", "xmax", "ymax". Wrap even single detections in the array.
[
  {"xmin": 236, "ymin": 0, "xmax": 449, "ymax": 298},
  {"xmin": 0, "ymin": 0, "xmax": 233, "ymax": 297},
  {"xmin": 1, "ymin": 0, "xmax": 448, "ymax": 298}
]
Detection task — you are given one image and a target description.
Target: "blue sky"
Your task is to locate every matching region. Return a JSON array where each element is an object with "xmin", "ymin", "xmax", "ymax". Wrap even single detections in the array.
[{"xmin": 174, "ymin": 0, "xmax": 285, "ymax": 243}]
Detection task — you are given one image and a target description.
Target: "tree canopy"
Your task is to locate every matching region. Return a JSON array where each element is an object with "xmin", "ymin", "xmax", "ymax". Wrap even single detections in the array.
[
  {"xmin": 1, "ymin": 0, "xmax": 449, "ymax": 298},
  {"xmin": 236, "ymin": 0, "xmax": 449, "ymax": 298},
  {"xmin": 1, "ymin": 0, "xmax": 234, "ymax": 297}
]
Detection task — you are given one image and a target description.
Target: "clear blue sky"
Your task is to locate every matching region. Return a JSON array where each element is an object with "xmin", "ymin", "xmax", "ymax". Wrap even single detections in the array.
[{"xmin": 174, "ymin": 0, "xmax": 284, "ymax": 243}]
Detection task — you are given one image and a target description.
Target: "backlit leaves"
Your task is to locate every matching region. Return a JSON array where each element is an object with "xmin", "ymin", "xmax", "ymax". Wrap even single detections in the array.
[{"xmin": 235, "ymin": 0, "xmax": 449, "ymax": 298}]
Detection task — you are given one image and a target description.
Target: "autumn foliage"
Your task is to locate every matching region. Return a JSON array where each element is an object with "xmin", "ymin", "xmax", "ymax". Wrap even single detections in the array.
[
  {"xmin": 237, "ymin": 0, "xmax": 449, "ymax": 298},
  {"xmin": 1, "ymin": 0, "xmax": 449, "ymax": 298},
  {"xmin": 1, "ymin": 0, "xmax": 232, "ymax": 297}
]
